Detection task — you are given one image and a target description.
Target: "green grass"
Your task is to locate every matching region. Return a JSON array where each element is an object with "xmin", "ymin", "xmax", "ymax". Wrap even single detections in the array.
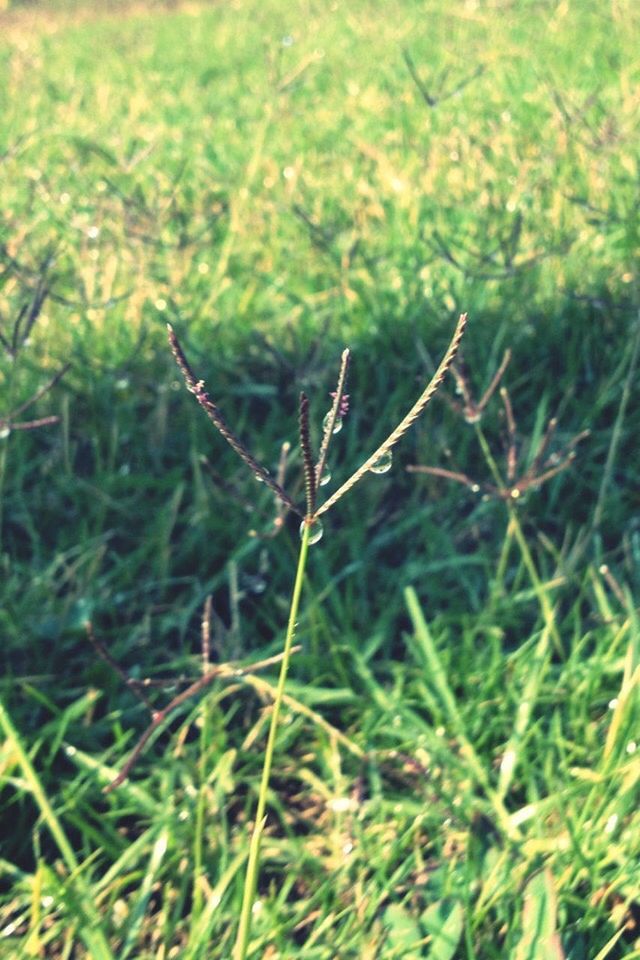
[{"xmin": 1, "ymin": 0, "xmax": 639, "ymax": 956}]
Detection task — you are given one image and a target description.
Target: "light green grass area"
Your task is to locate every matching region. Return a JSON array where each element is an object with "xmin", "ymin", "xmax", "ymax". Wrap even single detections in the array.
[{"xmin": 1, "ymin": 0, "xmax": 639, "ymax": 956}]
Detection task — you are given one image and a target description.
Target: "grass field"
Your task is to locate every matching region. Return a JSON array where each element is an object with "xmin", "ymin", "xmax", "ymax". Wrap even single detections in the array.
[{"xmin": 1, "ymin": 0, "xmax": 639, "ymax": 956}]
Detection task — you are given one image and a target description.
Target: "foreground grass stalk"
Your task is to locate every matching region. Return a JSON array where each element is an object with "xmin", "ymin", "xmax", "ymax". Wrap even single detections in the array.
[{"xmin": 234, "ymin": 520, "xmax": 312, "ymax": 960}]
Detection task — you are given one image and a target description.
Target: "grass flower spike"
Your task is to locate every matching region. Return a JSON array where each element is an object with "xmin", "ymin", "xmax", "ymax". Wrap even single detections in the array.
[{"xmin": 163, "ymin": 314, "xmax": 467, "ymax": 959}]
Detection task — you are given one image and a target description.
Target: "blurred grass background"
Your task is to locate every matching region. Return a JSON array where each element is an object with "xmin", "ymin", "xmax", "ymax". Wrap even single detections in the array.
[{"xmin": 1, "ymin": 0, "xmax": 639, "ymax": 956}]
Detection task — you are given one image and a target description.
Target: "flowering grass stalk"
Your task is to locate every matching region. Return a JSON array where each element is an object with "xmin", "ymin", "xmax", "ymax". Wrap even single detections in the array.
[{"xmin": 163, "ymin": 313, "xmax": 468, "ymax": 955}]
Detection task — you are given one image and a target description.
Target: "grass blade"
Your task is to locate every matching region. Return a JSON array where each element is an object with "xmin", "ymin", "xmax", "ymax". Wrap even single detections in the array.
[
  {"xmin": 513, "ymin": 869, "xmax": 565, "ymax": 960},
  {"xmin": 423, "ymin": 899, "xmax": 464, "ymax": 960},
  {"xmin": 404, "ymin": 587, "xmax": 516, "ymax": 839},
  {"xmin": 0, "ymin": 699, "xmax": 114, "ymax": 960}
]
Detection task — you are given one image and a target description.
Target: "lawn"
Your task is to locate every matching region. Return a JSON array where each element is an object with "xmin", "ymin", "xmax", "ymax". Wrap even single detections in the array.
[{"xmin": 0, "ymin": 0, "xmax": 639, "ymax": 956}]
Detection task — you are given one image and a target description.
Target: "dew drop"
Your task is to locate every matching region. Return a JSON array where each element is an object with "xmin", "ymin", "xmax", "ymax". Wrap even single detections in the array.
[
  {"xmin": 300, "ymin": 519, "xmax": 324, "ymax": 544},
  {"xmin": 470, "ymin": 483, "xmax": 481, "ymax": 493},
  {"xmin": 369, "ymin": 451, "xmax": 392, "ymax": 474},
  {"xmin": 319, "ymin": 467, "xmax": 332, "ymax": 486},
  {"xmin": 604, "ymin": 813, "xmax": 618, "ymax": 834},
  {"xmin": 323, "ymin": 412, "xmax": 342, "ymax": 435},
  {"xmin": 0, "ymin": 427, "xmax": 10, "ymax": 440}
]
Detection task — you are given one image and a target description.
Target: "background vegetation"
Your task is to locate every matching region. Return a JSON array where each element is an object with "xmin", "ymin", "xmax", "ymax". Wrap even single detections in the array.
[{"xmin": 1, "ymin": 0, "xmax": 638, "ymax": 956}]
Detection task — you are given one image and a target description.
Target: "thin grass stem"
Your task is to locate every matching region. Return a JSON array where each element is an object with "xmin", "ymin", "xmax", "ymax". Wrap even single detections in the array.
[
  {"xmin": 233, "ymin": 520, "xmax": 312, "ymax": 960},
  {"xmin": 474, "ymin": 422, "xmax": 563, "ymax": 654},
  {"xmin": 508, "ymin": 511, "xmax": 563, "ymax": 656}
]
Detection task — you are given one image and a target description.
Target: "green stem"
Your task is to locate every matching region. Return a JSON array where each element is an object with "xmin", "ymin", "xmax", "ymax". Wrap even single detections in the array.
[
  {"xmin": 474, "ymin": 424, "xmax": 561, "ymax": 653},
  {"xmin": 492, "ymin": 521, "xmax": 513, "ymax": 601},
  {"xmin": 192, "ymin": 699, "xmax": 211, "ymax": 922},
  {"xmin": 507, "ymin": 509, "xmax": 562, "ymax": 655},
  {"xmin": 233, "ymin": 520, "xmax": 312, "ymax": 960},
  {"xmin": 473, "ymin": 422, "xmax": 505, "ymax": 492}
]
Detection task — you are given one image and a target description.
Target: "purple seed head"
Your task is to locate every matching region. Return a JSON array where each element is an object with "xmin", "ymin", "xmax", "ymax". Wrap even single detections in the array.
[{"xmin": 330, "ymin": 391, "xmax": 350, "ymax": 418}]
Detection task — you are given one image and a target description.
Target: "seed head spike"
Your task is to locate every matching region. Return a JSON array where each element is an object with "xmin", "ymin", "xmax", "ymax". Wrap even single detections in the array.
[
  {"xmin": 315, "ymin": 347, "xmax": 350, "ymax": 489},
  {"xmin": 315, "ymin": 313, "xmax": 468, "ymax": 518},
  {"xmin": 299, "ymin": 392, "xmax": 316, "ymax": 517},
  {"xmin": 167, "ymin": 324, "xmax": 303, "ymax": 517}
]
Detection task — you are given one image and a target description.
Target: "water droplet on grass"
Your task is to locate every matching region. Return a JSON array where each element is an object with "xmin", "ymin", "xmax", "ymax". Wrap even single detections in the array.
[
  {"xmin": 300, "ymin": 519, "xmax": 324, "ymax": 544},
  {"xmin": 604, "ymin": 813, "xmax": 618, "ymax": 834},
  {"xmin": 323, "ymin": 412, "xmax": 342, "ymax": 434},
  {"xmin": 369, "ymin": 451, "xmax": 392, "ymax": 474},
  {"xmin": 319, "ymin": 467, "xmax": 332, "ymax": 486}
]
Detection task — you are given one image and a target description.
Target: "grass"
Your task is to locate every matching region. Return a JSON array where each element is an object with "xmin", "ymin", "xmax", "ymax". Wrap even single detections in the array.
[{"xmin": 0, "ymin": 0, "xmax": 639, "ymax": 956}]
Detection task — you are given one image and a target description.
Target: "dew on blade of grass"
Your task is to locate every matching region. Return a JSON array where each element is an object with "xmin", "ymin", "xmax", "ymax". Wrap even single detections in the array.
[
  {"xmin": 369, "ymin": 451, "xmax": 392, "ymax": 474},
  {"xmin": 604, "ymin": 813, "xmax": 619, "ymax": 834},
  {"xmin": 319, "ymin": 467, "xmax": 332, "ymax": 486},
  {"xmin": 300, "ymin": 519, "xmax": 324, "ymax": 544},
  {"xmin": 322, "ymin": 412, "xmax": 342, "ymax": 434},
  {"xmin": 0, "ymin": 427, "xmax": 10, "ymax": 440}
]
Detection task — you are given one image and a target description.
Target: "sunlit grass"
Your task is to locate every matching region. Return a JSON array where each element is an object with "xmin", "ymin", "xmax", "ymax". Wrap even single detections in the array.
[{"xmin": 0, "ymin": 0, "xmax": 639, "ymax": 956}]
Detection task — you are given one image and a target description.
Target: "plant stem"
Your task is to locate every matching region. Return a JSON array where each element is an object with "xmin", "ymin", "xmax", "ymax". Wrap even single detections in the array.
[
  {"xmin": 233, "ymin": 520, "xmax": 312, "ymax": 960},
  {"xmin": 507, "ymin": 509, "xmax": 562, "ymax": 655},
  {"xmin": 474, "ymin": 423, "xmax": 561, "ymax": 652}
]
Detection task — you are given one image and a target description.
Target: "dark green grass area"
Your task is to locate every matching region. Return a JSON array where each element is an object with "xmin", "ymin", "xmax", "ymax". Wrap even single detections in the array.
[{"xmin": 1, "ymin": 0, "xmax": 639, "ymax": 956}]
